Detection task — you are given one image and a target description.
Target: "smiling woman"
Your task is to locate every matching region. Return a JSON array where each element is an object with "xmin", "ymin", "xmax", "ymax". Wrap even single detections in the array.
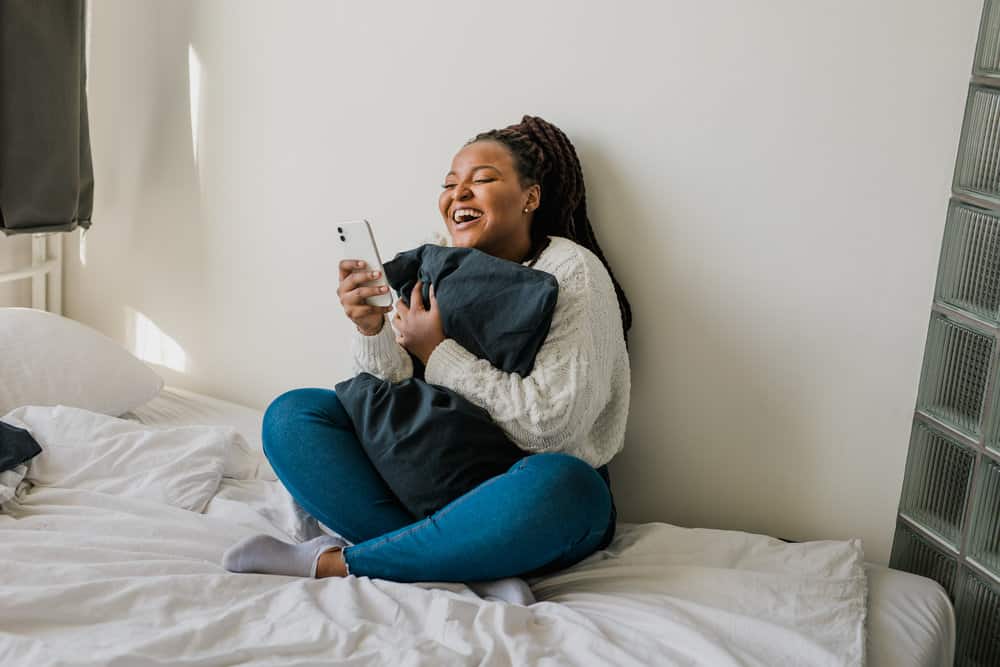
[
  {"xmin": 449, "ymin": 117, "xmax": 632, "ymax": 340},
  {"xmin": 439, "ymin": 140, "xmax": 541, "ymax": 264},
  {"xmin": 225, "ymin": 116, "xmax": 633, "ymax": 592}
]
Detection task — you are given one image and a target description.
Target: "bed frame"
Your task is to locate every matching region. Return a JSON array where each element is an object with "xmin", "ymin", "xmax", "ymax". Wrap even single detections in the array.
[{"xmin": 0, "ymin": 233, "xmax": 63, "ymax": 314}]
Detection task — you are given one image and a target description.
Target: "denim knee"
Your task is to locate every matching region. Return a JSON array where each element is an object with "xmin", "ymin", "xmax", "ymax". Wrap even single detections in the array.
[
  {"xmin": 526, "ymin": 453, "xmax": 612, "ymax": 539},
  {"xmin": 262, "ymin": 389, "xmax": 310, "ymax": 455},
  {"xmin": 261, "ymin": 387, "xmax": 347, "ymax": 462}
]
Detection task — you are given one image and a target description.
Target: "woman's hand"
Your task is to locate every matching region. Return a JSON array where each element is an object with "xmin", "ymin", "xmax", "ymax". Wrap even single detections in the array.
[
  {"xmin": 338, "ymin": 259, "xmax": 394, "ymax": 336},
  {"xmin": 394, "ymin": 280, "xmax": 446, "ymax": 365}
]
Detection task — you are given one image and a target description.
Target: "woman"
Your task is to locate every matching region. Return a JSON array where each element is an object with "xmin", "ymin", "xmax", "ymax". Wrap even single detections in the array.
[{"xmin": 223, "ymin": 116, "xmax": 632, "ymax": 587}]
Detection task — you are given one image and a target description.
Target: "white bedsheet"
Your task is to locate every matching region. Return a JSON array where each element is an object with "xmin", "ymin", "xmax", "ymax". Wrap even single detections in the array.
[
  {"xmin": 0, "ymin": 499, "xmax": 866, "ymax": 665},
  {"xmin": 3, "ymin": 404, "xmax": 234, "ymax": 512},
  {"xmin": 0, "ymin": 391, "xmax": 921, "ymax": 665},
  {"xmin": 133, "ymin": 388, "xmax": 953, "ymax": 667},
  {"xmin": 122, "ymin": 386, "xmax": 275, "ymax": 481}
]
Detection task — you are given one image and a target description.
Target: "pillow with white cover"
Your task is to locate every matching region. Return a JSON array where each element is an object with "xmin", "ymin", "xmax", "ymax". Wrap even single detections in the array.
[{"xmin": 0, "ymin": 307, "xmax": 164, "ymax": 417}]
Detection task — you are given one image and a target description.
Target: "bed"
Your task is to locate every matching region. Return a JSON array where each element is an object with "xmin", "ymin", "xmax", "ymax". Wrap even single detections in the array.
[{"xmin": 0, "ymin": 384, "xmax": 954, "ymax": 666}]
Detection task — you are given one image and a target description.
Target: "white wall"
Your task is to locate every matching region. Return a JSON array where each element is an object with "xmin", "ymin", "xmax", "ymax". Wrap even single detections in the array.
[{"xmin": 53, "ymin": 0, "xmax": 984, "ymax": 563}]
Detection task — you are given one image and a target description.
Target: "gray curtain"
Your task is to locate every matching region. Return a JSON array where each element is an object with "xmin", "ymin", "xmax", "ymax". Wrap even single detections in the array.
[{"xmin": 0, "ymin": 0, "xmax": 93, "ymax": 236}]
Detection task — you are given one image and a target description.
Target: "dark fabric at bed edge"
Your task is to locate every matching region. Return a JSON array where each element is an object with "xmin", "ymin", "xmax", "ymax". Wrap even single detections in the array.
[
  {"xmin": 0, "ymin": 422, "xmax": 42, "ymax": 472},
  {"xmin": 335, "ymin": 244, "xmax": 560, "ymax": 519}
]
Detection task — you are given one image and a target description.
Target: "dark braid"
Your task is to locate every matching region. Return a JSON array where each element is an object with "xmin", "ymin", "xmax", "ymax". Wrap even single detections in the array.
[{"xmin": 467, "ymin": 115, "xmax": 633, "ymax": 343}]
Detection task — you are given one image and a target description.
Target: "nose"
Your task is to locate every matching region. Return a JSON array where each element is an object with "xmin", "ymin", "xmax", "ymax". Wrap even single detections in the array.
[{"xmin": 453, "ymin": 180, "xmax": 473, "ymax": 201}]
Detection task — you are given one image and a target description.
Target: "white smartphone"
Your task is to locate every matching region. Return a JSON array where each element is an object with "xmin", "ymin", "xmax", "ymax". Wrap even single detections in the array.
[{"xmin": 337, "ymin": 219, "xmax": 393, "ymax": 307}]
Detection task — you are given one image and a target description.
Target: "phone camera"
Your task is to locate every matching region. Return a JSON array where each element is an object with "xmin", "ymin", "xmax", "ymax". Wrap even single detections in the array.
[
  {"xmin": 337, "ymin": 226, "xmax": 343, "ymax": 233},
  {"xmin": 339, "ymin": 235, "xmax": 346, "ymax": 241}
]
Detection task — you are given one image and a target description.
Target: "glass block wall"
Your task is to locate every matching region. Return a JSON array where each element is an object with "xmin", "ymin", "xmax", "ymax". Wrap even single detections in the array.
[{"xmin": 891, "ymin": 2, "xmax": 1000, "ymax": 664}]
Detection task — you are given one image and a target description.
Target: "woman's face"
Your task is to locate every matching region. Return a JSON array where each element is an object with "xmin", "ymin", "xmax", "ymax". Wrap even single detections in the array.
[{"xmin": 438, "ymin": 140, "xmax": 539, "ymax": 261}]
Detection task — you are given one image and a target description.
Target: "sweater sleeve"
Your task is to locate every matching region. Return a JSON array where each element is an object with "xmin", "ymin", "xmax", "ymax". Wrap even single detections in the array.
[
  {"xmin": 350, "ymin": 318, "xmax": 414, "ymax": 383},
  {"xmin": 423, "ymin": 250, "xmax": 620, "ymax": 466}
]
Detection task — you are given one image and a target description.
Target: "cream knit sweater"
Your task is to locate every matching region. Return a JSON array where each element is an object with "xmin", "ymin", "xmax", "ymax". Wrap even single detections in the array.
[{"xmin": 349, "ymin": 235, "xmax": 631, "ymax": 468}]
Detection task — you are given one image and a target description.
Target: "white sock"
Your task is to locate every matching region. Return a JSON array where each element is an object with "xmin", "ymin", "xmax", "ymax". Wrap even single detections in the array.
[
  {"xmin": 222, "ymin": 534, "xmax": 348, "ymax": 578},
  {"xmin": 466, "ymin": 577, "xmax": 536, "ymax": 606}
]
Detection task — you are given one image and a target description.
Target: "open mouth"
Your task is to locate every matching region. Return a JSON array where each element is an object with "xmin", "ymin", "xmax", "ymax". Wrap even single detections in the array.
[{"xmin": 452, "ymin": 208, "xmax": 484, "ymax": 227}]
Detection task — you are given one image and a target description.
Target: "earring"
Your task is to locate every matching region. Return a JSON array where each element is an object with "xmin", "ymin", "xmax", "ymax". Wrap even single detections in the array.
[{"xmin": 523, "ymin": 207, "xmax": 529, "ymax": 214}]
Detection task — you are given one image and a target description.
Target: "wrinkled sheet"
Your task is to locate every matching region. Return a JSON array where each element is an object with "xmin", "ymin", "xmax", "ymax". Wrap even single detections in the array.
[
  {"xmin": 2, "ymin": 404, "xmax": 235, "ymax": 512},
  {"xmin": 0, "ymin": 404, "xmax": 868, "ymax": 666}
]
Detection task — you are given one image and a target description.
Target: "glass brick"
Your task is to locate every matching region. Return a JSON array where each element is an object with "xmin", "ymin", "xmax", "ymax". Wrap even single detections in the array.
[
  {"xmin": 969, "ymin": 458, "xmax": 1000, "ymax": 577},
  {"xmin": 899, "ymin": 421, "xmax": 976, "ymax": 547},
  {"xmin": 916, "ymin": 313, "xmax": 994, "ymax": 438},
  {"xmin": 954, "ymin": 568, "xmax": 1000, "ymax": 667},
  {"xmin": 955, "ymin": 85, "xmax": 1000, "ymax": 205},
  {"xmin": 935, "ymin": 201, "xmax": 1000, "ymax": 323},
  {"xmin": 890, "ymin": 520, "xmax": 959, "ymax": 600},
  {"xmin": 974, "ymin": 0, "xmax": 1000, "ymax": 77}
]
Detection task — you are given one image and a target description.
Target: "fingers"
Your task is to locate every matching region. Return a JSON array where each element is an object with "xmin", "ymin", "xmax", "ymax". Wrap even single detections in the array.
[
  {"xmin": 341, "ymin": 286, "xmax": 389, "ymax": 310},
  {"xmin": 339, "ymin": 271, "xmax": 385, "ymax": 301},
  {"xmin": 345, "ymin": 284, "xmax": 390, "ymax": 302},
  {"xmin": 337, "ymin": 260, "xmax": 379, "ymax": 292},
  {"xmin": 347, "ymin": 304, "xmax": 391, "ymax": 318},
  {"xmin": 346, "ymin": 304, "xmax": 392, "ymax": 321},
  {"xmin": 344, "ymin": 269, "xmax": 381, "ymax": 292},
  {"xmin": 410, "ymin": 280, "xmax": 424, "ymax": 310},
  {"xmin": 338, "ymin": 259, "xmax": 366, "ymax": 282}
]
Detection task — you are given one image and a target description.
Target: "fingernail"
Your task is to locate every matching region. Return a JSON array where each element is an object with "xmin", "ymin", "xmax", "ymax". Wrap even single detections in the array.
[
  {"xmin": 380, "ymin": 286, "xmax": 387, "ymax": 292},
  {"xmin": 356, "ymin": 261, "xmax": 364, "ymax": 267},
  {"xmin": 372, "ymin": 271, "xmax": 380, "ymax": 278}
]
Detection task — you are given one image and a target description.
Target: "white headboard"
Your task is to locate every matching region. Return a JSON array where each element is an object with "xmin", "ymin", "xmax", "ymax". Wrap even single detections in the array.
[{"xmin": 0, "ymin": 233, "xmax": 63, "ymax": 313}]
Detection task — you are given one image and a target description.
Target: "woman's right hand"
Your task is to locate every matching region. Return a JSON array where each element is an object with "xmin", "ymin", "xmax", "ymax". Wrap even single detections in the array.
[{"xmin": 338, "ymin": 259, "xmax": 393, "ymax": 336}]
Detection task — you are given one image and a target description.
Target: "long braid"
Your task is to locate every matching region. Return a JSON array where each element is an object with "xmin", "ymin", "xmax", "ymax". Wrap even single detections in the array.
[{"xmin": 467, "ymin": 115, "xmax": 633, "ymax": 343}]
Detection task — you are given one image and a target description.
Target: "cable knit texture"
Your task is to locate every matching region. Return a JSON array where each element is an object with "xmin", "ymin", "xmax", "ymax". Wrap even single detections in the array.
[{"xmin": 350, "ymin": 235, "xmax": 630, "ymax": 468}]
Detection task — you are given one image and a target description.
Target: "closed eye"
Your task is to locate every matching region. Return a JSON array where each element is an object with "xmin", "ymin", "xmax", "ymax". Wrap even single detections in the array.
[
  {"xmin": 473, "ymin": 178, "xmax": 494, "ymax": 184},
  {"xmin": 441, "ymin": 183, "xmax": 456, "ymax": 189}
]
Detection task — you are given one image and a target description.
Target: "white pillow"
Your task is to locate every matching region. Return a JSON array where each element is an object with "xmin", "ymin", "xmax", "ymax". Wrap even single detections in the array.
[{"xmin": 0, "ymin": 308, "xmax": 164, "ymax": 416}]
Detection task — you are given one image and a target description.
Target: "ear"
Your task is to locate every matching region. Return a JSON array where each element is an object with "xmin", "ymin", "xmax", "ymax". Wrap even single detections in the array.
[{"xmin": 524, "ymin": 183, "xmax": 541, "ymax": 214}]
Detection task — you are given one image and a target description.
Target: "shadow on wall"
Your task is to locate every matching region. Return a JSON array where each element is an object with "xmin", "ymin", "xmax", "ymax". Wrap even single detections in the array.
[
  {"xmin": 0, "ymin": 235, "xmax": 32, "ymax": 306},
  {"xmin": 577, "ymin": 138, "xmax": 816, "ymax": 541}
]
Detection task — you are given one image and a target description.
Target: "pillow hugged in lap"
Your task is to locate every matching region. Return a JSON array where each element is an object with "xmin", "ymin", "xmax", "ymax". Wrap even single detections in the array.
[
  {"xmin": 334, "ymin": 373, "xmax": 526, "ymax": 519},
  {"xmin": 384, "ymin": 244, "xmax": 558, "ymax": 377},
  {"xmin": 335, "ymin": 243, "xmax": 558, "ymax": 519}
]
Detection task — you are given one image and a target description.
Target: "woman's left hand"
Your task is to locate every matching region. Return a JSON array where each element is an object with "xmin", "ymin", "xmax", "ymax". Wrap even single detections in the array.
[{"xmin": 394, "ymin": 280, "xmax": 446, "ymax": 365}]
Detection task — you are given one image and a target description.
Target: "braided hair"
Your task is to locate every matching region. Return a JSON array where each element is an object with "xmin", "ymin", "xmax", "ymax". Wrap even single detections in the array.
[{"xmin": 467, "ymin": 115, "xmax": 633, "ymax": 343}]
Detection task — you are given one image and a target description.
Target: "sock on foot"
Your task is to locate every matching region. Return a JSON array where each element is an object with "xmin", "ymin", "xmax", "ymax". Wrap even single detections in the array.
[
  {"xmin": 466, "ymin": 577, "xmax": 536, "ymax": 606},
  {"xmin": 222, "ymin": 534, "xmax": 348, "ymax": 578}
]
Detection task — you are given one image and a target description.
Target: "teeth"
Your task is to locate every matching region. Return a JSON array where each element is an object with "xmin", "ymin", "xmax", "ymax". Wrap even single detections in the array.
[{"xmin": 453, "ymin": 208, "xmax": 483, "ymax": 223}]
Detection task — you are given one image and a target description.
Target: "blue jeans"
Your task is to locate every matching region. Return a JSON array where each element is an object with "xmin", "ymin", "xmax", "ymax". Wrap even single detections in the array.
[{"xmin": 261, "ymin": 387, "xmax": 617, "ymax": 583}]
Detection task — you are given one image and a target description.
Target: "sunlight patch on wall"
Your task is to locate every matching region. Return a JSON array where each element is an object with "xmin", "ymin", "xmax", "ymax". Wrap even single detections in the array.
[
  {"xmin": 188, "ymin": 44, "xmax": 203, "ymax": 165},
  {"xmin": 125, "ymin": 306, "xmax": 188, "ymax": 372},
  {"xmin": 78, "ymin": 227, "xmax": 87, "ymax": 266}
]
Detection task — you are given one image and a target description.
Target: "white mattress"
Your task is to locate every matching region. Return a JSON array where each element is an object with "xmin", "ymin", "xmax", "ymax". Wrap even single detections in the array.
[
  {"xmin": 863, "ymin": 563, "xmax": 954, "ymax": 666},
  {"xmin": 2, "ymin": 386, "xmax": 953, "ymax": 666}
]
